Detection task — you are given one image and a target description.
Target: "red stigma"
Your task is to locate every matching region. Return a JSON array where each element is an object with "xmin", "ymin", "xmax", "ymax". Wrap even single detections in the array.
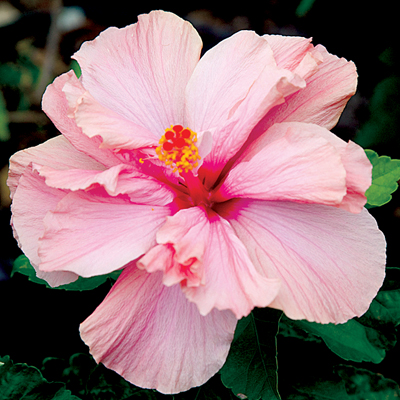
[
  {"xmin": 182, "ymin": 129, "xmax": 191, "ymax": 138},
  {"xmin": 165, "ymin": 130, "xmax": 174, "ymax": 140},
  {"xmin": 175, "ymin": 138, "xmax": 186, "ymax": 148},
  {"xmin": 163, "ymin": 141, "xmax": 174, "ymax": 151},
  {"xmin": 173, "ymin": 125, "xmax": 183, "ymax": 134}
]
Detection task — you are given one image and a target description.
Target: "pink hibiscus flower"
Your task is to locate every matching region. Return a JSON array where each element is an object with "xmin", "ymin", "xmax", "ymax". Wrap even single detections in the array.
[{"xmin": 8, "ymin": 10, "xmax": 386, "ymax": 394}]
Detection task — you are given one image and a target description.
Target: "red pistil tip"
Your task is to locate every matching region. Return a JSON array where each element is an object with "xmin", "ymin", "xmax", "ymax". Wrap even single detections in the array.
[
  {"xmin": 163, "ymin": 141, "xmax": 174, "ymax": 151},
  {"xmin": 182, "ymin": 129, "xmax": 191, "ymax": 138},
  {"xmin": 165, "ymin": 130, "xmax": 174, "ymax": 140},
  {"xmin": 173, "ymin": 125, "xmax": 183, "ymax": 134},
  {"xmin": 175, "ymin": 138, "xmax": 186, "ymax": 148}
]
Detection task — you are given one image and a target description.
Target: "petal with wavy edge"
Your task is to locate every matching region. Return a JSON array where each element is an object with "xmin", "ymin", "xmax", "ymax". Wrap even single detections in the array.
[
  {"xmin": 218, "ymin": 199, "xmax": 386, "ymax": 324},
  {"xmin": 214, "ymin": 124, "xmax": 346, "ymax": 206},
  {"xmin": 236, "ymin": 122, "xmax": 371, "ymax": 212},
  {"xmin": 42, "ymin": 71, "xmax": 120, "ymax": 168},
  {"xmin": 38, "ymin": 190, "xmax": 172, "ymax": 277},
  {"xmin": 11, "ymin": 166, "xmax": 78, "ymax": 287},
  {"xmin": 263, "ymin": 35, "xmax": 314, "ymax": 70},
  {"xmin": 7, "ymin": 135, "xmax": 104, "ymax": 199},
  {"xmin": 138, "ymin": 206, "xmax": 209, "ymax": 287},
  {"xmin": 62, "ymin": 76, "xmax": 158, "ymax": 150},
  {"xmin": 171, "ymin": 209, "xmax": 281, "ymax": 319},
  {"xmin": 187, "ymin": 31, "xmax": 305, "ymax": 188},
  {"xmin": 35, "ymin": 163, "xmax": 175, "ymax": 205},
  {"xmin": 251, "ymin": 43, "xmax": 357, "ymax": 138},
  {"xmin": 80, "ymin": 265, "xmax": 237, "ymax": 394},
  {"xmin": 73, "ymin": 11, "xmax": 202, "ymax": 134}
]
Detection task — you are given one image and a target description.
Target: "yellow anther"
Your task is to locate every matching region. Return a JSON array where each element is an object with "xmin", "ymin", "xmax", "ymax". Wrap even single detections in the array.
[{"xmin": 156, "ymin": 125, "xmax": 201, "ymax": 173}]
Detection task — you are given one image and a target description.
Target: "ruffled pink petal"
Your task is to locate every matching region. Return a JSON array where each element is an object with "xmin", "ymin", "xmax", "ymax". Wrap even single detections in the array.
[
  {"xmin": 38, "ymin": 190, "xmax": 172, "ymax": 277},
  {"xmin": 35, "ymin": 163, "xmax": 175, "ymax": 205},
  {"xmin": 62, "ymin": 75, "xmax": 158, "ymax": 150},
  {"xmin": 218, "ymin": 199, "xmax": 386, "ymax": 324},
  {"xmin": 236, "ymin": 121, "xmax": 371, "ymax": 212},
  {"xmin": 214, "ymin": 123, "xmax": 346, "ymax": 206},
  {"xmin": 42, "ymin": 71, "xmax": 120, "ymax": 168},
  {"xmin": 152, "ymin": 208, "xmax": 280, "ymax": 319},
  {"xmin": 186, "ymin": 31, "xmax": 305, "ymax": 188},
  {"xmin": 138, "ymin": 207, "xmax": 210, "ymax": 287},
  {"xmin": 263, "ymin": 35, "xmax": 315, "ymax": 71},
  {"xmin": 73, "ymin": 11, "xmax": 202, "ymax": 134},
  {"xmin": 7, "ymin": 135, "xmax": 104, "ymax": 199},
  {"xmin": 11, "ymin": 166, "xmax": 78, "ymax": 287},
  {"xmin": 79, "ymin": 265, "xmax": 237, "ymax": 394},
  {"xmin": 250, "ymin": 43, "xmax": 357, "ymax": 141}
]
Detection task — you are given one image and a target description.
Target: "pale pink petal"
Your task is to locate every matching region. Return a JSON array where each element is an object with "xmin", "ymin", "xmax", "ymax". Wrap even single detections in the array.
[
  {"xmin": 42, "ymin": 71, "xmax": 120, "ymax": 168},
  {"xmin": 62, "ymin": 76, "xmax": 158, "ymax": 150},
  {"xmin": 73, "ymin": 11, "xmax": 202, "ymax": 134},
  {"xmin": 340, "ymin": 140, "xmax": 372, "ymax": 212},
  {"xmin": 185, "ymin": 30, "xmax": 278, "ymax": 131},
  {"xmin": 250, "ymin": 43, "xmax": 357, "ymax": 142},
  {"xmin": 218, "ymin": 199, "xmax": 386, "ymax": 324},
  {"xmin": 35, "ymin": 163, "xmax": 175, "ymax": 205},
  {"xmin": 157, "ymin": 208, "xmax": 281, "ymax": 319},
  {"xmin": 7, "ymin": 135, "xmax": 104, "ymax": 199},
  {"xmin": 263, "ymin": 35, "xmax": 314, "ymax": 71},
  {"xmin": 38, "ymin": 191, "xmax": 172, "ymax": 277},
  {"xmin": 213, "ymin": 124, "xmax": 346, "ymax": 206},
  {"xmin": 237, "ymin": 122, "xmax": 371, "ymax": 212},
  {"xmin": 80, "ymin": 265, "xmax": 237, "ymax": 394},
  {"xmin": 186, "ymin": 31, "xmax": 306, "ymax": 188},
  {"xmin": 11, "ymin": 166, "xmax": 78, "ymax": 287}
]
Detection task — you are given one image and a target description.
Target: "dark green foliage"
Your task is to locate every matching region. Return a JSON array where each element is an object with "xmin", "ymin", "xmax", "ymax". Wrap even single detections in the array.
[
  {"xmin": 220, "ymin": 308, "xmax": 282, "ymax": 400},
  {"xmin": 11, "ymin": 255, "xmax": 121, "ymax": 291},
  {"xmin": 0, "ymin": 355, "xmax": 80, "ymax": 400}
]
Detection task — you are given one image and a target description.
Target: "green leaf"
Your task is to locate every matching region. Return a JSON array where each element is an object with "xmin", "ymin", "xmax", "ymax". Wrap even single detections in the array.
[
  {"xmin": 295, "ymin": 0, "xmax": 317, "ymax": 17},
  {"xmin": 288, "ymin": 378, "xmax": 350, "ymax": 399},
  {"xmin": 70, "ymin": 60, "xmax": 81, "ymax": 79},
  {"xmin": 279, "ymin": 269, "xmax": 400, "ymax": 364},
  {"xmin": 0, "ymin": 63, "xmax": 22, "ymax": 87},
  {"xmin": 11, "ymin": 254, "xmax": 121, "ymax": 291},
  {"xmin": 289, "ymin": 365, "xmax": 400, "ymax": 399},
  {"xmin": 220, "ymin": 308, "xmax": 282, "ymax": 400},
  {"xmin": 365, "ymin": 149, "xmax": 400, "ymax": 207},
  {"xmin": 0, "ymin": 355, "xmax": 81, "ymax": 400},
  {"xmin": 280, "ymin": 316, "xmax": 387, "ymax": 364},
  {"xmin": 42, "ymin": 353, "xmax": 158, "ymax": 400},
  {"xmin": 354, "ymin": 77, "xmax": 400, "ymax": 149},
  {"xmin": 182, "ymin": 376, "xmax": 238, "ymax": 400},
  {"xmin": 337, "ymin": 365, "xmax": 400, "ymax": 399},
  {"xmin": 0, "ymin": 91, "xmax": 10, "ymax": 142}
]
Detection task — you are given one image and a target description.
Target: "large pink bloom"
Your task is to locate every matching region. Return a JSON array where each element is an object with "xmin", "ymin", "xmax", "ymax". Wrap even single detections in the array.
[{"xmin": 8, "ymin": 10, "xmax": 386, "ymax": 394}]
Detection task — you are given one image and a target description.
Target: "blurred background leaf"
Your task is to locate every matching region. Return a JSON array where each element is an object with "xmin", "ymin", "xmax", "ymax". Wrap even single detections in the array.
[
  {"xmin": 288, "ymin": 365, "xmax": 400, "ymax": 399},
  {"xmin": 0, "ymin": 355, "xmax": 81, "ymax": 400},
  {"xmin": 1, "ymin": 0, "xmax": 400, "ymax": 398},
  {"xmin": 0, "ymin": 91, "xmax": 10, "ymax": 142},
  {"xmin": 295, "ymin": 0, "xmax": 317, "ymax": 17}
]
